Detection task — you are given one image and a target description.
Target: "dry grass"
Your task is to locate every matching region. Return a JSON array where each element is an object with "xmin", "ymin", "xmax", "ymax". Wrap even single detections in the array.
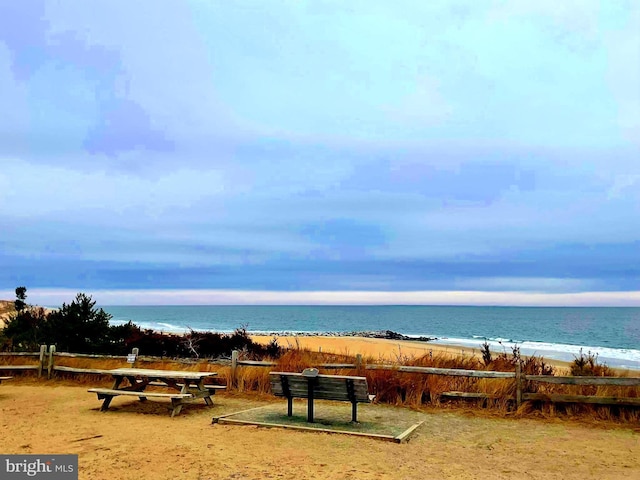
[{"xmin": 1, "ymin": 345, "xmax": 639, "ymax": 423}]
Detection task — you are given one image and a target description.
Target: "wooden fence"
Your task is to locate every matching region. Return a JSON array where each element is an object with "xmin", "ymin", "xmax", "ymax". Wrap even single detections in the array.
[
  {"xmin": 230, "ymin": 351, "xmax": 640, "ymax": 408},
  {"xmin": 2, "ymin": 346, "xmax": 640, "ymax": 408},
  {"xmin": 0, "ymin": 345, "xmax": 142, "ymax": 378}
]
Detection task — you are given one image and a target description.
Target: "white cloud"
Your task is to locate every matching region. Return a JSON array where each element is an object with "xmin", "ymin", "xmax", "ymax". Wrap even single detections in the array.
[
  {"xmin": 0, "ymin": 158, "xmax": 225, "ymax": 219},
  {"xmin": 4, "ymin": 288, "xmax": 640, "ymax": 307}
]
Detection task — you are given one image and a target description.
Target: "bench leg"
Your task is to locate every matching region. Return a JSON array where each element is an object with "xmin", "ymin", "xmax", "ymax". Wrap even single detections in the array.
[
  {"xmin": 307, "ymin": 397, "xmax": 315, "ymax": 423},
  {"xmin": 287, "ymin": 397, "xmax": 293, "ymax": 417},
  {"xmin": 307, "ymin": 386, "xmax": 315, "ymax": 423},
  {"xmin": 351, "ymin": 401, "xmax": 357, "ymax": 423}
]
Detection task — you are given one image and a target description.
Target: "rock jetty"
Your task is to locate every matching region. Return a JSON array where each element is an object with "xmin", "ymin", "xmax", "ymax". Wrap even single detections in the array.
[{"xmin": 263, "ymin": 330, "xmax": 435, "ymax": 342}]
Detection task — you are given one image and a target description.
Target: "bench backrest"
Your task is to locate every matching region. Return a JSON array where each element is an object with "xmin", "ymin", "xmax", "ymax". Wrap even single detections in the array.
[{"xmin": 269, "ymin": 372, "xmax": 371, "ymax": 403}]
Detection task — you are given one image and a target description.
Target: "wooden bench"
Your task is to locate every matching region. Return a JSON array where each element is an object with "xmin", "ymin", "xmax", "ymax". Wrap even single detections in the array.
[
  {"xmin": 0, "ymin": 376, "xmax": 13, "ymax": 383},
  {"xmin": 269, "ymin": 369, "xmax": 375, "ymax": 423}
]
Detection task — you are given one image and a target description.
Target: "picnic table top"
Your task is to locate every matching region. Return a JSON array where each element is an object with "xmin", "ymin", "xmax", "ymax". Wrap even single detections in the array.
[{"xmin": 109, "ymin": 368, "xmax": 218, "ymax": 380}]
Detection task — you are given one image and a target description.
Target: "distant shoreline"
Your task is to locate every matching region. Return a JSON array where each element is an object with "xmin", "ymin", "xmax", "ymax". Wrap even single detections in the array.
[
  {"xmin": 249, "ymin": 332, "xmax": 640, "ymax": 373},
  {"xmin": 251, "ymin": 329, "xmax": 436, "ymax": 342},
  {"xmin": 249, "ymin": 333, "xmax": 576, "ymax": 372}
]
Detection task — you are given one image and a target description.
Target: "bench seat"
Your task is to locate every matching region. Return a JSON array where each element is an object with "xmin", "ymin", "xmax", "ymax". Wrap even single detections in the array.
[{"xmin": 87, "ymin": 388, "xmax": 193, "ymax": 399}]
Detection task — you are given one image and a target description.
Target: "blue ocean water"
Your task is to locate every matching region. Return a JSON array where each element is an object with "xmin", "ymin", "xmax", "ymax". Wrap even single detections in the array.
[{"xmin": 103, "ymin": 305, "xmax": 640, "ymax": 370}]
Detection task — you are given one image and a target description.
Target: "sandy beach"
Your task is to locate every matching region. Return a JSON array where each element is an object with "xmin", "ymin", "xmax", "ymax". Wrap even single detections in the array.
[
  {"xmin": 250, "ymin": 334, "xmax": 575, "ymax": 372},
  {"xmin": 252, "ymin": 334, "xmax": 476, "ymax": 361}
]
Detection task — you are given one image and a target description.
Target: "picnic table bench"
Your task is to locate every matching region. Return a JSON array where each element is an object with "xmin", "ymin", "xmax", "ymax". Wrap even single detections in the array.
[
  {"xmin": 269, "ymin": 369, "xmax": 375, "ymax": 423},
  {"xmin": 0, "ymin": 376, "xmax": 12, "ymax": 383},
  {"xmin": 88, "ymin": 368, "xmax": 221, "ymax": 417}
]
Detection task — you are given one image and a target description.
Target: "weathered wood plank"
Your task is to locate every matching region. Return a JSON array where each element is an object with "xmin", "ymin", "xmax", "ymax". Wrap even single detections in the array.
[
  {"xmin": 524, "ymin": 375, "xmax": 640, "ymax": 386},
  {"xmin": 272, "ymin": 382, "xmax": 368, "ymax": 393},
  {"xmin": 54, "ymin": 352, "xmax": 129, "ymax": 359},
  {"xmin": 147, "ymin": 381, "xmax": 226, "ymax": 391},
  {"xmin": 270, "ymin": 372, "xmax": 371, "ymax": 381},
  {"xmin": 440, "ymin": 391, "xmax": 504, "ymax": 400},
  {"xmin": 109, "ymin": 368, "xmax": 218, "ymax": 380},
  {"xmin": 237, "ymin": 360, "xmax": 277, "ymax": 366},
  {"xmin": 0, "ymin": 365, "xmax": 39, "ymax": 370},
  {"xmin": 365, "ymin": 364, "xmax": 516, "ymax": 378},
  {"xmin": 55, "ymin": 366, "xmax": 114, "ymax": 375},
  {"xmin": 284, "ymin": 386, "xmax": 368, "ymax": 394},
  {"xmin": 318, "ymin": 363, "xmax": 358, "ymax": 369},
  {"xmin": 0, "ymin": 352, "xmax": 41, "ymax": 357},
  {"xmin": 395, "ymin": 420, "xmax": 425, "ymax": 443},
  {"xmin": 38, "ymin": 345, "xmax": 46, "ymax": 378},
  {"xmin": 523, "ymin": 393, "xmax": 640, "ymax": 406},
  {"xmin": 281, "ymin": 380, "xmax": 368, "ymax": 390},
  {"xmin": 216, "ymin": 417, "xmax": 398, "ymax": 442},
  {"xmin": 87, "ymin": 388, "xmax": 193, "ymax": 399},
  {"xmin": 47, "ymin": 345, "xmax": 55, "ymax": 379}
]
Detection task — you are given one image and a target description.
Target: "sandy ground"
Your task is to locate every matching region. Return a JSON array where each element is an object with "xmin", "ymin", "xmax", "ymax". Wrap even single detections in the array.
[
  {"xmin": 1, "ymin": 380, "xmax": 639, "ymax": 480},
  {"xmin": 2, "ymin": 336, "xmax": 639, "ymax": 479}
]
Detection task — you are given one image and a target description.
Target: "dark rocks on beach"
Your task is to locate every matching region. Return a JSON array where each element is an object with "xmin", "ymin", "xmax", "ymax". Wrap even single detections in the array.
[
  {"xmin": 364, "ymin": 330, "xmax": 435, "ymax": 342},
  {"xmin": 265, "ymin": 330, "xmax": 435, "ymax": 342}
]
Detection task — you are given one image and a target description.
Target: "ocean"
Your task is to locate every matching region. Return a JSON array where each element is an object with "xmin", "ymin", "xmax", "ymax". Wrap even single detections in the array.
[{"xmin": 103, "ymin": 305, "xmax": 640, "ymax": 370}]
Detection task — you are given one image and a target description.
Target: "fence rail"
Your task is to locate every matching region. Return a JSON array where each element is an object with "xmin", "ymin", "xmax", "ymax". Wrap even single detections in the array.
[{"xmin": 1, "ymin": 346, "xmax": 639, "ymax": 409}]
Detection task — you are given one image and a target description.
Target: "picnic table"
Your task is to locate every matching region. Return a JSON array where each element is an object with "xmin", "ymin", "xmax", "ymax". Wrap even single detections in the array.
[
  {"xmin": 0, "ymin": 376, "xmax": 12, "ymax": 384},
  {"xmin": 88, "ymin": 368, "xmax": 222, "ymax": 417}
]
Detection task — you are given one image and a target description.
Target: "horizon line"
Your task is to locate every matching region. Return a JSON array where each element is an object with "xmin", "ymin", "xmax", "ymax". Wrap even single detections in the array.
[{"xmin": 2, "ymin": 288, "xmax": 640, "ymax": 307}]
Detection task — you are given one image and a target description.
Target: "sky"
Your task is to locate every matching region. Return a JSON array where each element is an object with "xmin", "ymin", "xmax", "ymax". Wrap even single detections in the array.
[{"xmin": 1, "ymin": 1, "xmax": 639, "ymax": 306}]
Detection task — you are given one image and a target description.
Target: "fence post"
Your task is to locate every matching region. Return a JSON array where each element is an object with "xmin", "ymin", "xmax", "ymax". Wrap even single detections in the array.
[
  {"xmin": 231, "ymin": 350, "xmax": 238, "ymax": 390},
  {"xmin": 38, "ymin": 345, "xmax": 47, "ymax": 378},
  {"xmin": 515, "ymin": 362, "xmax": 522, "ymax": 409},
  {"xmin": 47, "ymin": 345, "xmax": 56, "ymax": 379},
  {"xmin": 355, "ymin": 353, "xmax": 362, "ymax": 372}
]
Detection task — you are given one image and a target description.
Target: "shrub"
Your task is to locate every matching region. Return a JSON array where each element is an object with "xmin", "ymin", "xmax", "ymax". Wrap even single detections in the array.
[
  {"xmin": 480, "ymin": 341, "xmax": 492, "ymax": 366},
  {"xmin": 45, "ymin": 293, "xmax": 113, "ymax": 353},
  {"xmin": 570, "ymin": 349, "xmax": 613, "ymax": 376}
]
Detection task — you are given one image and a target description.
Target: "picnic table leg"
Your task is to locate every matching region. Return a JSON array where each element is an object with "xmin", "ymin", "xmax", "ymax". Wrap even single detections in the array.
[
  {"xmin": 351, "ymin": 401, "xmax": 357, "ymax": 423},
  {"xmin": 164, "ymin": 381, "xmax": 190, "ymax": 417},
  {"xmin": 180, "ymin": 379, "xmax": 213, "ymax": 406},
  {"xmin": 125, "ymin": 376, "xmax": 150, "ymax": 401},
  {"xmin": 101, "ymin": 377, "xmax": 124, "ymax": 411},
  {"xmin": 287, "ymin": 396, "xmax": 293, "ymax": 417},
  {"xmin": 195, "ymin": 379, "xmax": 214, "ymax": 406},
  {"xmin": 170, "ymin": 399, "xmax": 184, "ymax": 418}
]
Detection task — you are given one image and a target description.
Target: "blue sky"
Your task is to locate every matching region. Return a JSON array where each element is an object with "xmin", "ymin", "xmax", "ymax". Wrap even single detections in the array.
[{"xmin": 1, "ymin": 1, "xmax": 639, "ymax": 306}]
